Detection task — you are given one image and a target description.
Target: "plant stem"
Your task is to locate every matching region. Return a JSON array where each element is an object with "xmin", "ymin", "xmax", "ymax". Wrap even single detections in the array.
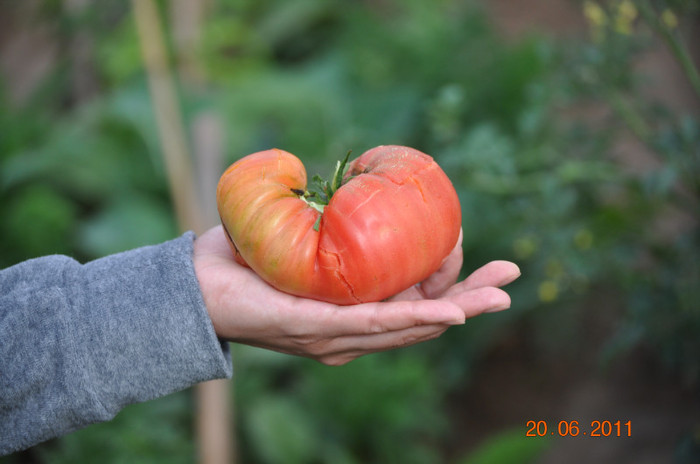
[
  {"xmin": 606, "ymin": 88, "xmax": 653, "ymax": 144},
  {"xmin": 636, "ymin": 0, "xmax": 700, "ymax": 99},
  {"xmin": 297, "ymin": 151, "xmax": 353, "ymax": 231},
  {"xmin": 330, "ymin": 150, "xmax": 353, "ymax": 195}
]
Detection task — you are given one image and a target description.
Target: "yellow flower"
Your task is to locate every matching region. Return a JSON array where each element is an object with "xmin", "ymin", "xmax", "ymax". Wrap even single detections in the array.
[
  {"xmin": 615, "ymin": 0, "xmax": 638, "ymax": 35},
  {"xmin": 662, "ymin": 9, "xmax": 678, "ymax": 29},
  {"xmin": 538, "ymin": 280, "xmax": 559, "ymax": 303},
  {"xmin": 618, "ymin": 0, "xmax": 638, "ymax": 20},
  {"xmin": 584, "ymin": 1, "xmax": 607, "ymax": 27},
  {"xmin": 513, "ymin": 236, "xmax": 537, "ymax": 260},
  {"xmin": 584, "ymin": 1, "xmax": 608, "ymax": 41}
]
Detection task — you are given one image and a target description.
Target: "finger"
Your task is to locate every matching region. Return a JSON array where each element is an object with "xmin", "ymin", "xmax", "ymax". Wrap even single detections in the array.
[
  {"xmin": 389, "ymin": 229, "xmax": 463, "ymax": 302},
  {"xmin": 387, "ymin": 284, "xmax": 425, "ymax": 302},
  {"xmin": 312, "ymin": 324, "xmax": 451, "ymax": 366},
  {"xmin": 418, "ymin": 228, "xmax": 464, "ymax": 298},
  {"xmin": 443, "ymin": 261, "xmax": 520, "ymax": 298},
  {"xmin": 237, "ymin": 314, "xmax": 452, "ymax": 364},
  {"xmin": 298, "ymin": 299, "xmax": 466, "ymax": 340},
  {"xmin": 441, "ymin": 286, "xmax": 512, "ymax": 318},
  {"xmin": 393, "ymin": 258, "xmax": 520, "ymax": 303},
  {"xmin": 300, "ymin": 279, "xmax": 511, "ymax": 340}
]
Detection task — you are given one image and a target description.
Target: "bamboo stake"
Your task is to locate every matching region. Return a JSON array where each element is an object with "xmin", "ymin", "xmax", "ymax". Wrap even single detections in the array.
[
  {"xmin": 637, "ymin": 0, "xmax": 700, "ymax": 99},
  {"xmin": 132, "ymin": 2, "xmax": 232, "ymax": 463},
  {"xmin": 132, "ymin": 0, "xmax": 202, "ymax": 233}
]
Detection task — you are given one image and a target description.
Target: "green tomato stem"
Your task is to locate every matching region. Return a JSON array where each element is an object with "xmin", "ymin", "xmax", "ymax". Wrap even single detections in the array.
[
  {"xmin": 292, "ymin": 150, "xmax": 353, "ymax": 232},
  {"xmin": 301, "ymin": 197, "xmax": 325, "ymax": 214},
  {"xmin": 330, "ymin": 150, "xmax": 352, "ymax": 196}
]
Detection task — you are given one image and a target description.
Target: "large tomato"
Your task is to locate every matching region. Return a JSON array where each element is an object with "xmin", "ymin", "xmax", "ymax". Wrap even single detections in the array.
[{"xmin": 216, "ymin": 145, "xmax": 461, "ymax": 305}]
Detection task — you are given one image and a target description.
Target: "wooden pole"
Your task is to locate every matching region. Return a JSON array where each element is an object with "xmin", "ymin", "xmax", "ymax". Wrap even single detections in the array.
[
  {"xmin": 131, "ymin": 0, "xmax": 202, "ymax": 233},
  {"xmin": 132, "ymin": 1, "xmax": 233, "ymax": 463}
]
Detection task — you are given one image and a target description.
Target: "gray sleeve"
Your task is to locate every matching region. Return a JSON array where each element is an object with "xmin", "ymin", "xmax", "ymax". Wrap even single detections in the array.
[{"xmin": 0, "ymin": 232, "xmax": 232, "ymax": 455}]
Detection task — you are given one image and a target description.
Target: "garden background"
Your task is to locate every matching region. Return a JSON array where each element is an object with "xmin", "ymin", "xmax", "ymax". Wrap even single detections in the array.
[{"xmin": 1, "ymin": 0, "xmax": 698, "ymax": 463}]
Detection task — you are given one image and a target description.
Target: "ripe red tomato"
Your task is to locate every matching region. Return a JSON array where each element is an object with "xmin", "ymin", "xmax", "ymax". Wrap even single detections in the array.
[{"xmin": 216, "ymin": 145, "xmax": 461, "ymax": 305}]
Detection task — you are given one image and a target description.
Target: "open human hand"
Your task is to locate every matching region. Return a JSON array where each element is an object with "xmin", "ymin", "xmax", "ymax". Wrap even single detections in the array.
[{"xmin": 193, "ymin": 226, "xmax": 520, "ymax": 366}]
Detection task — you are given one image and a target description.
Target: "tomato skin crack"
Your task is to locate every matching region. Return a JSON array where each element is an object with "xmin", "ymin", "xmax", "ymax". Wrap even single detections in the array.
[
  {"xmin": 409, "ymin": 175, "xmax": 429, "ymax": 204},
  {"xmin": 318, "ymin": 247, "xmax": 362, "ymax": 304}
]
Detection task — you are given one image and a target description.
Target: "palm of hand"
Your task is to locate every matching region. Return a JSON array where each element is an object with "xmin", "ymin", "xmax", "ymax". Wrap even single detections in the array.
[{"xmin": 194, "ymin": 226, "xmax": 519, "ymax": 365}]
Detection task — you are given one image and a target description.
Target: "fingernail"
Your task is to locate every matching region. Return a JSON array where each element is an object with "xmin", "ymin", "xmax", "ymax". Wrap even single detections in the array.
[
  {"xmin": 497, "ymin": 265, "xmax": 522, "ymax": 287},
  {"xmin": 484, "ymin": 303, "xmax": 511, "ymax": 313},
  {"xmin": 439, "ymin": 313, "xmax": 466, "ymax": 325}
]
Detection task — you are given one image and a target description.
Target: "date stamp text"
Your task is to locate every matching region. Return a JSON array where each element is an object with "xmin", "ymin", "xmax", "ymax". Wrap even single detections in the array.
[{"xmin": 526, "ymin": 420, "xmax": 631, "ymax": 437}]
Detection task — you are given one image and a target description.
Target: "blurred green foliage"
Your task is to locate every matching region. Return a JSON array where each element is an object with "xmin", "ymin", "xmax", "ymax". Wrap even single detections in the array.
[
  {"xmin": 457, "ymin": 428, "xmax": 551, "ymax": 464},
  {"xmin": 1, "ymin": 0, "xmax": 698, "ymax": 462},
  {"xmin": 0, "ymin": 392, "xmax": 196, "ymax": 464},
  {"xmin": 232, "ymin": 347, "xmax": 447, "ymax": 463}
]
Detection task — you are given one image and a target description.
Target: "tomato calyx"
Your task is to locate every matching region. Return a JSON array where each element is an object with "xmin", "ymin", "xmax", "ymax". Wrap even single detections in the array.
[{"xmin": 294, "ymin": 151, "xmax": 353, "ymax": 231}]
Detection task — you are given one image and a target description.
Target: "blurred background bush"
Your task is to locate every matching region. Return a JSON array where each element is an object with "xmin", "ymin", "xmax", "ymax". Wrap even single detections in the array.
[{"xmin": 1, "ymin": 0, "xmax": 698, "ymax": 463}]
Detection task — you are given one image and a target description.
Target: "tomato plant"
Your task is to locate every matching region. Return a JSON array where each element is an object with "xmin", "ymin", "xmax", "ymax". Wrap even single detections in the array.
[{"xmin": 216, "ymin": 145, "xmax": 461, "ymax": 304}]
